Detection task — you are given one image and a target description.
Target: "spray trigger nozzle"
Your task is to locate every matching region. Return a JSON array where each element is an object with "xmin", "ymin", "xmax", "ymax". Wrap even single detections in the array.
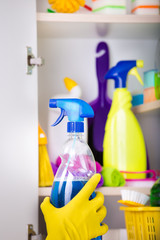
[
  {"xmin": 128, "ymin": 67, "xmax": 144, "ymax": 85},
  {"xmin": 49, "ymin": 99, "xmax": 94, "ymax": 133},
  {"xmin": 105, "ymin": 60, "xmax": 144, "ymax": 88},
  {"xmin": 51, "ymin": 109, "xmax": 67, "ymax": 126}
]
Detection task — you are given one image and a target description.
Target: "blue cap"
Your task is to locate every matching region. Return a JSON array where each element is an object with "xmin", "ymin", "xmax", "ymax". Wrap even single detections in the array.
[
  {"xmin": 49, "ymin": 98, "xmax": 94, "ymax": 133},
  {"xmin": 67, "ymin": 122, "xmax": 84, "ymax": 133},
  {"xmin": 105, "ymin": 60, "xmax": 142, "ymax": 88}
]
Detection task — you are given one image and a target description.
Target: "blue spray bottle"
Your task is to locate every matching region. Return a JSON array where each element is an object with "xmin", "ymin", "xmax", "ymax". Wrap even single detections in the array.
[{"xmin": 49, "ymin": 98, "xmax": 102, "ymax": 240}]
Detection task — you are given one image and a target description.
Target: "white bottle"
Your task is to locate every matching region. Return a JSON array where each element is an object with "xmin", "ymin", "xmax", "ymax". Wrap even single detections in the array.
[{"xmin": 48, "ymin": 77, "xmax": 88, "ymax": 164}]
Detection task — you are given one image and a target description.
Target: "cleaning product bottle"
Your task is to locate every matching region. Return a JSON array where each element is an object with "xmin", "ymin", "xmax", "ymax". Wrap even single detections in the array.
[
  {"xmin": 103, "ymin": 60, "xmax": 147, "ymax": 179},
  {"xmin": 49, "ymin": 98, "xmax": 102, "ymax": 240},
  {"xmin": 48, "ymin": 77, "xmax": 88, "ymax": 164}
]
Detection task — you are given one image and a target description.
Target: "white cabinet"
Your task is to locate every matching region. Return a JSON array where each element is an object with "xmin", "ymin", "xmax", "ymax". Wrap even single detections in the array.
[
  {"xmin": 1, "ymin": 0, "xmax": 159, "ymax": 239},
  {"xmin": 0, "ymin": 1, "xmax": 38, "ymax": 240}
]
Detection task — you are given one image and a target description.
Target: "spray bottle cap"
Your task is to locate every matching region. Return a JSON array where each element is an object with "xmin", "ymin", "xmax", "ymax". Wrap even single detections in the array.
[
  {"xmin": 49, "ymin": 98, "xmax": 94, "ymax": 132},
  {"xmin": 105, "ymin": 60, "xmax": 144, "ymax": 88}
]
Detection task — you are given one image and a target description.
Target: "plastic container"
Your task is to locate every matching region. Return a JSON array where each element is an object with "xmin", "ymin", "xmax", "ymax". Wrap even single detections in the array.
[
  {"xmin": 144, "ymin": 69, "xmax": 157, "ymax": 89},
  {"xmin": 120, "ymin": 206, "xmax": 160, "ymax": 240},
  {"xmin": 131, "ymin": 0, "xmax": 160, "ymax": 15},
  {"xmin": 103, "ymin": 60, "xmax": 147, "ymax": 179},
  {"xmin": 144, "ymin": 87, "xmax": 157, "ymax": 103},
  {"xmin": 143, "ymin": 70, "xmax": 157, "ymax": 103},
  {"xmin": 49, "ymin": 98, "xmax": 102, "ymax": 240},
  {"xmin": 132, "ymin": 94, "xmax": 144, "ymax": 107},
  {"xmin": 50, "ymin": 132, "xmax": 96, "ymax": 207},
  {"xmin": 92, "ymin": 0, "xmax": 127, "ymax": 14}
]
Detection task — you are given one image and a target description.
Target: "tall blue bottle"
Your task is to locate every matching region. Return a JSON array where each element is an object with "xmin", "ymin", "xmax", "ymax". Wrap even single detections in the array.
[{"xmin": 49, "ymin": 98, "xmax": 102, "ymax": 240}]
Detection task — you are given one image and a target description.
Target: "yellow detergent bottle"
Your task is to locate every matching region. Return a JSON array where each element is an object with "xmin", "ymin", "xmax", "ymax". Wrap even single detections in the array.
[{"xmin": 103, "ymin": 60, "xmax": 147, "ymax": 179}]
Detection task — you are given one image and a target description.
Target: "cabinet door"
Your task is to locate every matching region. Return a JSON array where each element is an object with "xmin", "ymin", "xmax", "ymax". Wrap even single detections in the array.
[{"xmin": 0, "ymin": 1, "xmax": 38, "ymax": 239}]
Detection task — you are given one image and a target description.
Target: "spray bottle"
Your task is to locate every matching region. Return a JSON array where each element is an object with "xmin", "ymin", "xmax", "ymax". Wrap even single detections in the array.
[
  {"xmin": 49, "ymin": 98, "xmax": 102, "ymax": 240},
  {"xmin": 48, "ymin": 77, "xmax": 88, "ymax": 164},
  {"xmin": 103, "ymin": 60, "xmax": 147, "ymax": 179}
]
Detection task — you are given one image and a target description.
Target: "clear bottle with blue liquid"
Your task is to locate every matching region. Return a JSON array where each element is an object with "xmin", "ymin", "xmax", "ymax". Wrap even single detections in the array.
[{"xmin": 49, "ymin": 98, "xmax": 102, "ymax": 240}]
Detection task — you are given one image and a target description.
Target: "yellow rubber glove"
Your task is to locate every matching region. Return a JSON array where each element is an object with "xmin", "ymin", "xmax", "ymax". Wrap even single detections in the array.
[
  {"xmin": 48, "ymin": 0, "xmax": 85, "ymax": 13},
  {"xmin": 41, "ymin": 173, "xmax": 108, "ymax": 240}
]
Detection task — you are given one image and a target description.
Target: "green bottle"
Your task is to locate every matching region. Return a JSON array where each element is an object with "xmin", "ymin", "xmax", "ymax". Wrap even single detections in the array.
[{"xmin": 150, "ymin": 178, "xmax": 160, "ymax": 207}]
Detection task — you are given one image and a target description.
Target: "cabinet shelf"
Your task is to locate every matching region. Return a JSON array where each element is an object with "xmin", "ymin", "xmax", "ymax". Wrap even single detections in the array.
[
  {"xmin": 37, "ymin": 13, "xmax": 160, "ymax": 23},
  {"xmin": 37, "ymin": 13, "xmax": 160, "ymax": 39},
  {"xmin": 132, "ymin": 100, "xmax": 160, "ymax": 114},
  {"xmin": 39, "ymin": 186, "xmax": 150, "ymax": 197}
]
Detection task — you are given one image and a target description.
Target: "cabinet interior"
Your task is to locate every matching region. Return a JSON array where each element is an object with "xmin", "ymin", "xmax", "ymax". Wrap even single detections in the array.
[
  {"xmin": 37, "ymin": 23, "xmax": 160, "ymax": 170},
  {"xmin": 37, "ymin": 0, "xmax": 160, "ymax": 237}
]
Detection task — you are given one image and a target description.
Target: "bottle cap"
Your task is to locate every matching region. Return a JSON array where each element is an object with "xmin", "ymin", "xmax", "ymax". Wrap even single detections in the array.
[
  {"xmin": 67, "ymin": 122, "xmax": 84, "ymax": 132},
  {"xmin": 64, "ymin": 77, "xmax": 78, "ymax": 91}
]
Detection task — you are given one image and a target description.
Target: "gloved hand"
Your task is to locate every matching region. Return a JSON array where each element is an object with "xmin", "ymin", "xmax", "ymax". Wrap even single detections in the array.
[
  {"xmin": 41, "ymin": 173, "xmax": 108, "ymax": 240},
  {"xmin": 48, "ymin": 0, "xmax": 85, "ymax": 13}
]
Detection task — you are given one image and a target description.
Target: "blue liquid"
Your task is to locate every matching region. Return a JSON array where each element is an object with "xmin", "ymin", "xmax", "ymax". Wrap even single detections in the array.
[{"xmin": 50, "ymin": 180, "xmax": 102, "ymax": 240}]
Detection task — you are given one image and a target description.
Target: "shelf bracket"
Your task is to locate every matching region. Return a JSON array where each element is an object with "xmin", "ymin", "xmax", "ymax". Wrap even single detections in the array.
[{"xmin": 27, "ymin": 47, "xmax": 44, "ymax": 75}]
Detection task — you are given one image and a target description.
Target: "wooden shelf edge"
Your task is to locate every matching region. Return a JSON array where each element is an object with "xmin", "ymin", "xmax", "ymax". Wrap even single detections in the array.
[
  {"xmin": 132, "ymin": 100, "xmax": 160, "ymax": 114},
  {"xmin": 39, "ymin": 186, "xmax": 151, "ymax": 197},
  {"xmin": 37, "ymin": 12, "xmax": 160, "ymax": 23}
]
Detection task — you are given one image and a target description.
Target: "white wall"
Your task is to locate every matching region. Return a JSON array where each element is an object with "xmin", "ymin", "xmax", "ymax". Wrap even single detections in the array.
[{"xmin": 38, "ymin": 38, "xmax": 157, "ymax": 130}]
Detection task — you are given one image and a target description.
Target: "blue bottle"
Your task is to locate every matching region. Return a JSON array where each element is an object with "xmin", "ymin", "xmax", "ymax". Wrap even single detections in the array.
[{"xmin": 49, "ymin": 98, "xmax": 102, "ymax": 240}]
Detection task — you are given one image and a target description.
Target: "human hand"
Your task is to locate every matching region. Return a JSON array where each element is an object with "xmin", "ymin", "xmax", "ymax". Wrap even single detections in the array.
[{"xmin": 41, "ymin": 173, "xmax": 108, "ymax": 240}]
